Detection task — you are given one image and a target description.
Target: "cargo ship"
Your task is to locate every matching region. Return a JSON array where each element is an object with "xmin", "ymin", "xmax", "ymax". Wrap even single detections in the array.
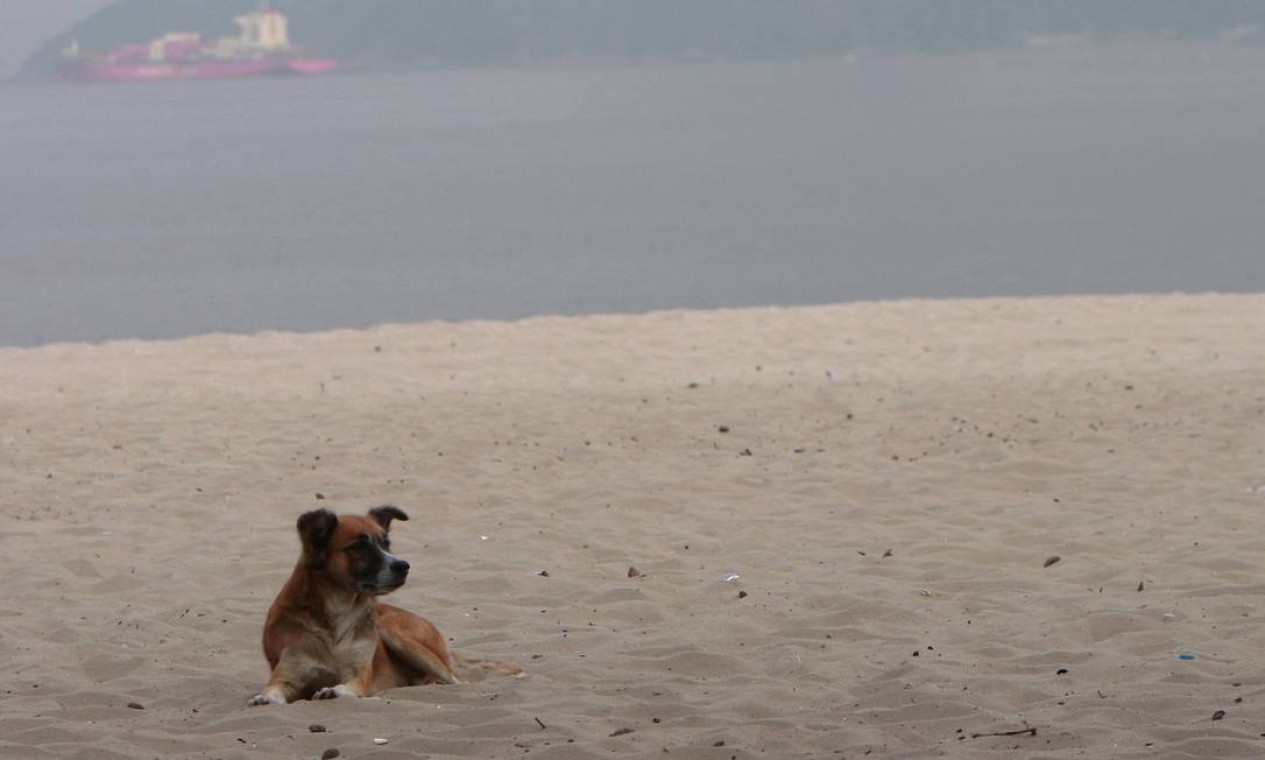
[{"xmin": 58, "ymin": 8, "xmax": 336, "ymax": 82}]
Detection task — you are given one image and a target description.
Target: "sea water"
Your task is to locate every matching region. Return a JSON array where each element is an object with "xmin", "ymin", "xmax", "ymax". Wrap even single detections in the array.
[{"xmin": 3, "ymin": 45, "xmax": 1265, "ymax": 346}]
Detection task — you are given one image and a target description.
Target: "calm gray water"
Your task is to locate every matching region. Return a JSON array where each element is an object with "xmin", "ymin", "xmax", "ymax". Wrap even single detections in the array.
[{"xmin": 4, "ymin": 45, "xmax": 1265, "ymax": 346}]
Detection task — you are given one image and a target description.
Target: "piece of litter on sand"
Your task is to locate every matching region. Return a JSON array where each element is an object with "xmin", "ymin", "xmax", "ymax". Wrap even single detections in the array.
[
  {"xmin": 373, "ymin": 737, "xmax": 389, "ymax": 745},
  {"xmin": 1178, "ymin": 653, "xmax": 1196, "ymax": 661},
  {"xmin": 724, "ymin": 573, "xmax": 741, "ymax": 583},
  {"xmin": 970, "ymin": 726, "xmax": 1036, "ymax": 739}
]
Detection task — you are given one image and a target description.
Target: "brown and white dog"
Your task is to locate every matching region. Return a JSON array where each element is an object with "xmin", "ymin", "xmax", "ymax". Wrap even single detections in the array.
[{"xmin": 249, "ymin": 505, "xmax": 460, "ymax": 705}]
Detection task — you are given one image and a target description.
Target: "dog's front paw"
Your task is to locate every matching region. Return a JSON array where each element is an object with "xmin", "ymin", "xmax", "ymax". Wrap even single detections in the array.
[
  {"xmin": 314, "ymin": 684, "xmax": 357, "ymax": 700},
  {"xmin": 248, "ymin": 692, "xmax": 285, "ymax": 706},
  {"xmin": 314, "ymin": 684, "xmax": 365, "ymax": 700},
  {"xmin": 313, "ymin": 686, "xmax": 339, "ymax": 700}
]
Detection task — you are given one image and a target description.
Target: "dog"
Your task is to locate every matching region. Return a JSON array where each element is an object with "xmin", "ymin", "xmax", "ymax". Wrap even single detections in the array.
[{"xmin": 249, "ymin": 505, "xmax": 460, "ymax": 705}]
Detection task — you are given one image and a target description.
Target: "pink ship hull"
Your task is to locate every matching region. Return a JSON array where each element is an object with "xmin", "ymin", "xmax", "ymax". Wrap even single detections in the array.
[
  {"xmin": 59, "ymin": 57, "xmax": 337, "ymax": 82},
  {"xmin": 285, "ymin": 58, "xmax": 337, "ymax": 76}
]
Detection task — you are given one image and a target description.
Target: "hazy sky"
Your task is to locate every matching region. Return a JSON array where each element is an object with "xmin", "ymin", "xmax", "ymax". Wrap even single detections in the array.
[{"xmin": 0, "ymin": 0, "xmax": 109, "ymax": 78}]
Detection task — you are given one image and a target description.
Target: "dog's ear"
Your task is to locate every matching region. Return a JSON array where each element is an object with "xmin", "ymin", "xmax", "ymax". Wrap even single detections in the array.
[
  {"xmin": 368, "ymin": 505, "xmax": 409, "ymax": 532},
  {"xmin": 297, "ymin": 509, "xmax": 338, "ymax": 567}
]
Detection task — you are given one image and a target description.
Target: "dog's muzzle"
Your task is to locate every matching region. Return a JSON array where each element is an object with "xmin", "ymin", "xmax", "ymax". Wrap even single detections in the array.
[
  {"xmin": 388, "ymin": 556, "xmax": 410, "ymax": 580},
  {"xmin": 370, "ymin": 552, "xmax": 410, "ymax": 592}
]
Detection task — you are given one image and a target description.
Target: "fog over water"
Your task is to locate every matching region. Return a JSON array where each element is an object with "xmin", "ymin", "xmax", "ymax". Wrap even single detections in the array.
[{"xmin": 4, "ymin": 44, "xmax": 1265, "ymax": 346}]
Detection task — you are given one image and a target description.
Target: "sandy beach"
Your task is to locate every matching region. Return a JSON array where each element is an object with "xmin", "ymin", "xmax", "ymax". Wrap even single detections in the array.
[{"xmin": 2, "ymin": 293, "xmax": 1264, "ymax": 759}]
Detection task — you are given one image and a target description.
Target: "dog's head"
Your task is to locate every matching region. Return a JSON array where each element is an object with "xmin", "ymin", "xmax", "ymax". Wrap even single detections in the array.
[{"xmin": 296, "ymin": 506, "xmax": 411, "ymax": 595}]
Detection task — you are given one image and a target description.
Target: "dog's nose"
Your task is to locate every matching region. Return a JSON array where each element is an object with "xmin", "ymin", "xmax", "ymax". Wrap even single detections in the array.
[{"xmin": 391, "ymin": 558, "xmax": 410, "ymax": 575}]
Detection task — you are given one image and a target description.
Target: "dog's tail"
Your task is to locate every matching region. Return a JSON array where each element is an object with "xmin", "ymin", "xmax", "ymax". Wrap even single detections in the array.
[{"xmin": 453, "ymin": 653, "xmax": 525, "ymax": 679}]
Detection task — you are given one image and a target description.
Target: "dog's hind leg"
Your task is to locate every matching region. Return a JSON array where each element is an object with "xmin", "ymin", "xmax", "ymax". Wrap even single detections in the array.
[{"xmin": 376, "ymin": 605, "xmax": 460, "ymax": 685}]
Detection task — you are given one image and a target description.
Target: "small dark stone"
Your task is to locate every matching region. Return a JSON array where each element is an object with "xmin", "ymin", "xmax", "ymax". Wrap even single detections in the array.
[
  {"xmin": 627, "ymin": 567, "xmax": 642, "ymax": 578},
  {"xmin": 1043, "ymin": 556, "xmax": 1061, "ymax": 568},
  {"xmin": 321, "ymin": 749, "xmax": 341, "ymax": 760},
  {"xmin": 126, "ymin": 702, "xmax": 144, "ymax": 710},
  {"xmin": 610, "ymin": 727, "xmax": 634, "ymax": 737},
  {"xmin": 309, "ymin": 724, "xmax": 327, "ymax": 733},
  {"xmin": 315, "ymin": 493, "xmax": 325, "ymax": 500},
  {"xmin": 1056, "ymin": 668, "xmax": 1069, "ymax": 675},
  {"xmin": 737, "ymin": 590, "xmax": 748, "ymax": 599},
  {"xmin": 717, "ymin": 425, "xmax": 730, "ymax": 433},
  {"xmin": 1212, "ymin": 710, "xmax": 1226, "ymax": 721}
]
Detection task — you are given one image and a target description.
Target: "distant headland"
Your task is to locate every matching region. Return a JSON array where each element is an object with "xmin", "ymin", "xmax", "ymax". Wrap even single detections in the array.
[{"xmin": 15, "ymin": 0, "xmax": 1265, "ymax": 82}]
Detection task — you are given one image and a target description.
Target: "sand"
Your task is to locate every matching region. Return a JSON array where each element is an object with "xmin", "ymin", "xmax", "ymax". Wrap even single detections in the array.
[{"xmin": 1, "ymin": 293, "xmax": 1264, "ymax": 759}]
